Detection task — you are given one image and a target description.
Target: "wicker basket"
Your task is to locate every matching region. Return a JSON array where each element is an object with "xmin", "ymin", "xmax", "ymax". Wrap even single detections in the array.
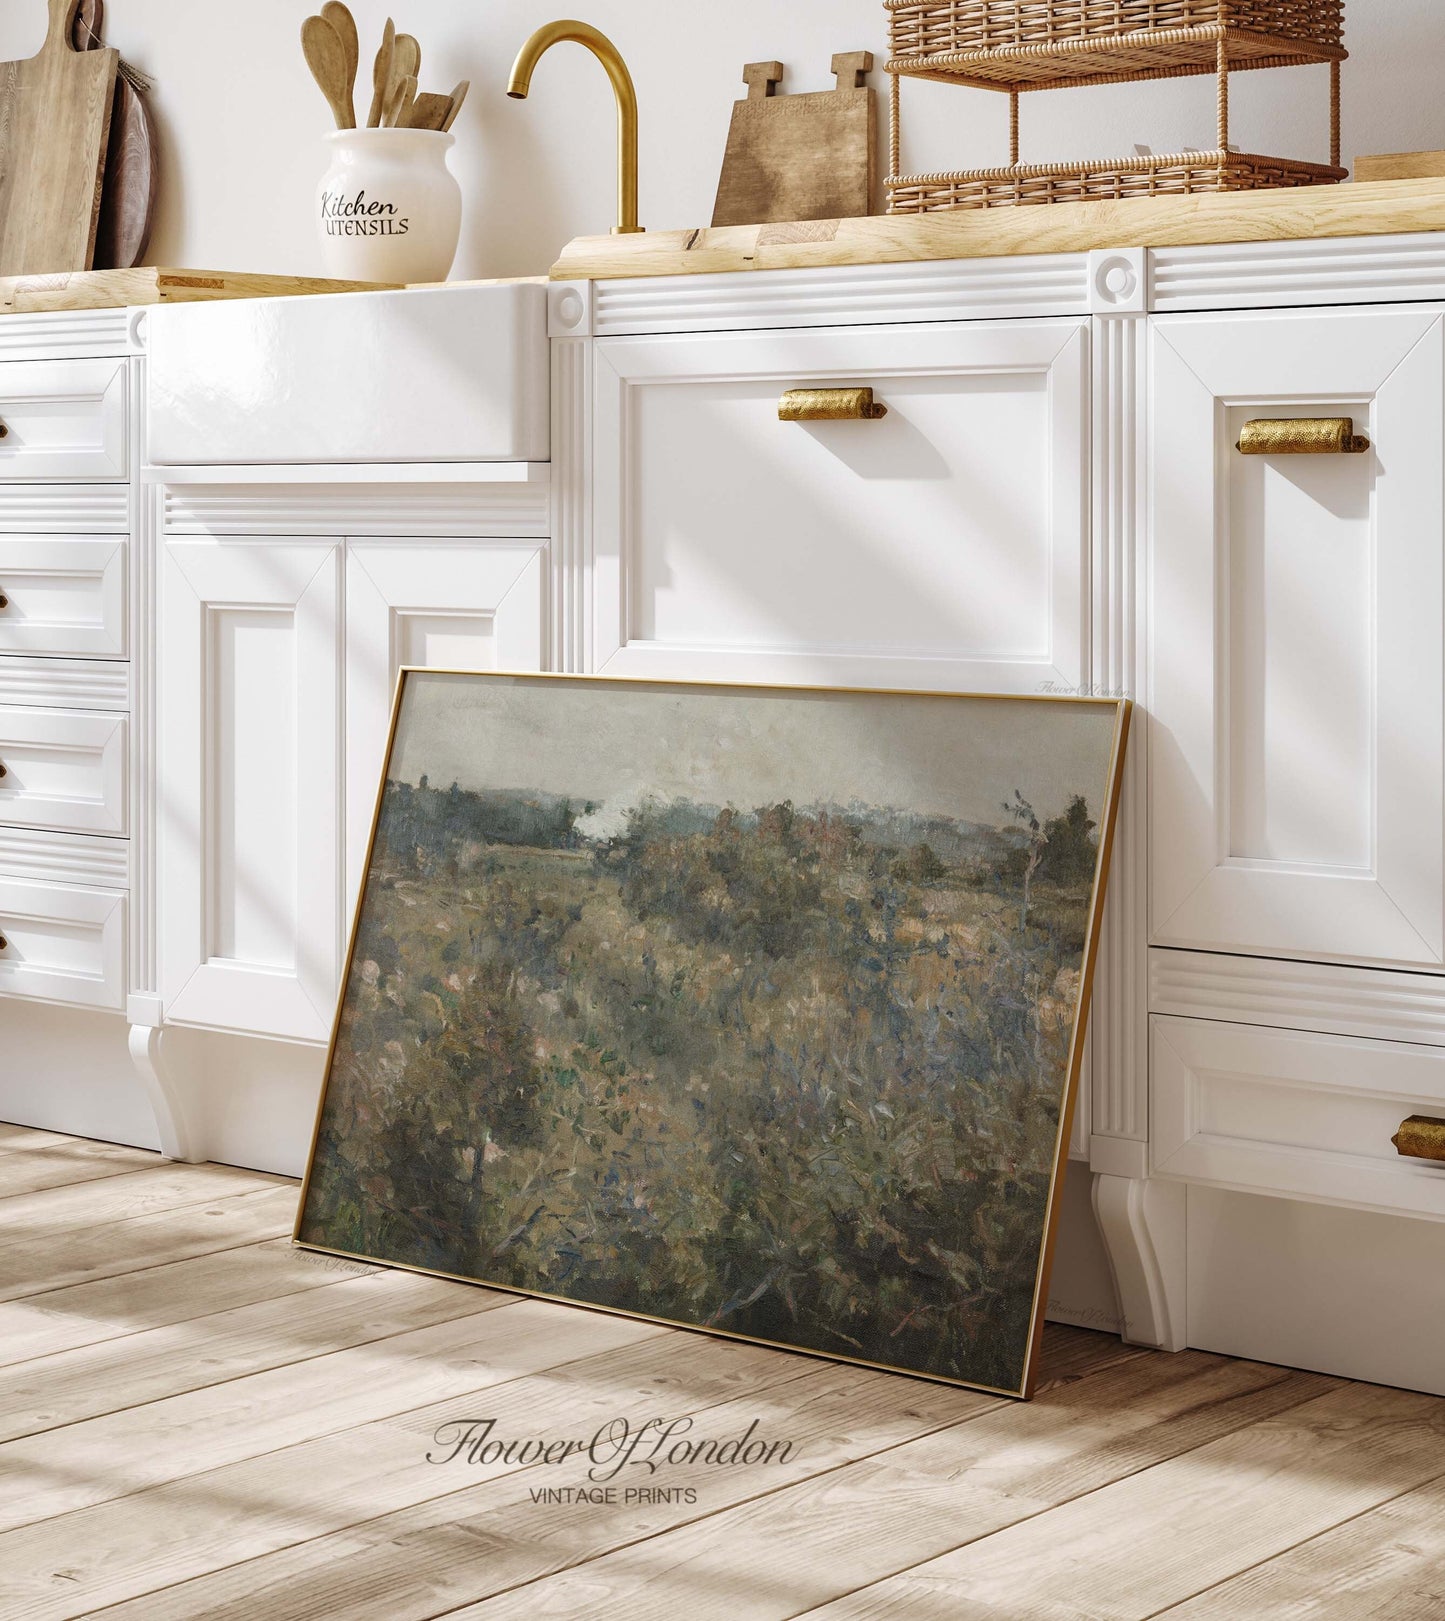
[
  {"xmin": 887, "ymin": 1, "xmax": 1345, "ymax": 80},
  {"xmin": 884, "ymin": 0, "xmax": 1348, "ymax": 212},
  {"xmin": 889, "ymin": 149, "xmax": 1344, "ymax": 212}
]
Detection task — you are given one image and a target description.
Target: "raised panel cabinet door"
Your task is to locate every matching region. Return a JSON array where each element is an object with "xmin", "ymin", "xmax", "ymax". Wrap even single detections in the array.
[
  {"xmin": 343, "ymin": 540, "xmax": 548, "ymax": 904},
  {"xmin": 160, "ymin": 539, "xmax": 341, "ymax": 1043},
  {"xmin": 593, "ymin": 319, "xmax": 1089, "ymax": 693},
  {"xmin": 0, "ymin": 358, "xmax": 128, "ymax": 481},
  {"xmin": 1151, "ymin": 308, "xmax": 1445, "ymax": 970}
]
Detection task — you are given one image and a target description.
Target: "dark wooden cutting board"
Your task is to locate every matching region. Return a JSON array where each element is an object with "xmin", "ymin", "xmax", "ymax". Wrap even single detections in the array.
[
  {"xmin": 0, "ymin": 0, "xmax": 120, "ymax": 275},
  {"xmin": 73, "ymin": 0, "xmax": 160, "ymax": 270}
]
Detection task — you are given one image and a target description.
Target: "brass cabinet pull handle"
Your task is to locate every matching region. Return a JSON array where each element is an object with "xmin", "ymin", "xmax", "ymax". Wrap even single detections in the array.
[
  {"xmin": 779, "ymin": 387, "xmax": 888, "ymax": 423},
  {"xmin": 0, "ymin": 421, "xmax": 9, "ymax": 439},
  {"xmin": 0, "ymin": 592, "xmax": 8, "ymax": 610},
  {"xmin": 1393, "ymin": 1115, "xmax": 1445, "ymax": 1164},
  {"xmin": 1237, "ymin": 418, "xmax": 1370, "ymax": 456},
  {"xmin": 0, "ymin": 934, "xmax": 7, "ymax": 951},
  {"xmin": 0, "ymin": 761, "xmax": 7, "ymax": 779}
]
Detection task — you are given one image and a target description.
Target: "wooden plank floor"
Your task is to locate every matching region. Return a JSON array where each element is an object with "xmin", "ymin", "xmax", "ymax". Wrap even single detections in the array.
[{"xmin": 1, "ymin": 1126, "xmax": 1442, "ymax": 1620}]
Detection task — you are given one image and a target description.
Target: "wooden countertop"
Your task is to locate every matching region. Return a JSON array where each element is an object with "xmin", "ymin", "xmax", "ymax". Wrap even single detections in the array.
[
  {"xmin": 0, "ymin": 267, "xmax": 401, "ymax": 314},
  {"xmin": 549, "ymin": 176, "xmax": 1445, "ymax": 281}
]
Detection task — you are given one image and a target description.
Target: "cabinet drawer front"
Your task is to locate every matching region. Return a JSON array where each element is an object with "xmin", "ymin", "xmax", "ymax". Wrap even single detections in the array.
[
  {"xmin": 0, "ymin": 538, "xmax": 126, "ymax": 658},
  {"xmin": 1151, "ymin": 308, "xmax": 1445, "ymax": 970},
  {"xmin": 0, "ymin": 359, "xmax": 128, "ymax": 481},
  {"xmin": 1152, "ymin": 1014, "xmax": 1445, "ymax": 1219},
  {"xmin": 0, "ymin": 876, "xmax": 125, "ymax": 1011},
  {"xmin": 0, "ymin": 707, "xmax": 128, "ymax": 835},
  {"xmin": 594, "ymin": 320, "xmax": 1089, "ymax": 694},
  {"xmin": 147, "ymin": 285, "xmax": 548, "ymax": 466}
]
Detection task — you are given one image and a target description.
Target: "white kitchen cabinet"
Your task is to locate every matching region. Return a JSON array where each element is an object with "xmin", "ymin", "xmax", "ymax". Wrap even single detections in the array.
[
  {"xmin": 344, "ymin": 539, "xmax": 548, "ymax": 901},
  {"xmin": 8, "ymin": 237, "xmax": 1445, "ymax": 1395},
  {"xmin": 0, "ymin": 357, "xmax": 129, "ymax": 481},
  {"xmin": 1150, "ymin": 308, "xmax": 1445, "ymax": 971},
  {"xmin": 0, "ymin": 874, "xmax": 126, "ymax": 1012},
  {"xmin": 0, "ymin": 704, "xmax": 128, "ymax": 835},
  {"xmin": 1152, "ymin": 1014, "xmax": 1445, "ymax": 1220},
  {"xmin": 159, "ymin": 539, "xmax": 341, "ymax": 1044},
  {"xmin": 0, "ymin": 537, "xmax": 127, "ymax": 658},
  {"xmin": 591, "ymin": 319, "xmax": 1089, "ymax": 693}
]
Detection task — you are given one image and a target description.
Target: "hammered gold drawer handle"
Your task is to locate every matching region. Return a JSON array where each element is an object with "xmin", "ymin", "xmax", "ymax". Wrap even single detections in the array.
[
  {"xmin": 1237, "ymin": 418, "xmax": 1370, "ymax": 456},
  {"xmin": 1393, "ymin": 1115, "xmax": 1445, "ymax": 1164},
  {"xmin": 779, "ymin": 387, "xmax": 888, "ymax": 423},
  {"xmin": 0, "ymin": 421, "xmax": 9, "ymax": 440}
]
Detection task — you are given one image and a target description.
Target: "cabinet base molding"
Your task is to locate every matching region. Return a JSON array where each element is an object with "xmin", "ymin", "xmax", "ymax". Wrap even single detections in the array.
[
  {"xmin": 1091, "ymin": 1172, "xmax": 1188, "ymax": 1352},
  {"xmin": 127, "ymin": 1024, "xmax": 201, "ymax": 1163}
]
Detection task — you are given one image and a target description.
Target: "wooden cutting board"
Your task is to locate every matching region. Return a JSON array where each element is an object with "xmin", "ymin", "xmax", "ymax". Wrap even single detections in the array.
[
  {"xmin": 712, "ymin": 53, "xmax": 876, "ymax": 228},
  {"xmin": 0, "ymin": 0, "xmax": 120, "ymax": 275}
]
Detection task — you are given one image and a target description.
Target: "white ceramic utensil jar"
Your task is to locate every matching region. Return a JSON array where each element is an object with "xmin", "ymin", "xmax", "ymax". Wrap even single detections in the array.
[{"xmin": 317, "ymin": 128, "xmax": 463, "ymax": 283}]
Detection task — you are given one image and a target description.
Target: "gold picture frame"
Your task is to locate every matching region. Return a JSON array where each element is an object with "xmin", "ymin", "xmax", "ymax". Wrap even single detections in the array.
[{"xmin": 295, "ymin": 670, "xmax": 1131, "ymax": 1400}]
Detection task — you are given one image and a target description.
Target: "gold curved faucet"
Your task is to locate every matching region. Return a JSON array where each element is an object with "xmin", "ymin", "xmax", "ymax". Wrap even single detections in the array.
[{"xmin": 507, "ymin": 20, "xmax": 643, "ymax": 236}]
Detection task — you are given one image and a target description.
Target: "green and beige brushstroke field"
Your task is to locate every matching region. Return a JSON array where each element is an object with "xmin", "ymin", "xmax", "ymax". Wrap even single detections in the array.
[{"xmin": 300, "ymin": 677, "xmax": 1118, "ymax": 1392}]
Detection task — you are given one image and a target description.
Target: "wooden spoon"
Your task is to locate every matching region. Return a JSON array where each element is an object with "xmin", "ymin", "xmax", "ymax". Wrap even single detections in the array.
[
  {"xmin": 319, "ymin": 1, "xmax": 359, "ymax": 128},
  {"xmin": 301, "ymin": 13, "xmax": 355, "ymax": 130},
  {"xmin": 384, "ymin": 73, "xmax": 417, "ymax": 130},
  {"xmin": 441, "ymin": 80, "xmax": 470, "ymax": 132},
  {"xmin": 392, "ymin": 32, "xmax": 421, "ymax": 99},
  {"xmin": 366, "ymin": 17, "xmax": 395, "ymax": 127}
]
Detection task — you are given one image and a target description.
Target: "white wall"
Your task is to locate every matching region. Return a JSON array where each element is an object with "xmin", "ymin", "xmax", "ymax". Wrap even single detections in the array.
[{"xmin": 3, "ymin": 1, "xmax": 1443, "ymax": 281}]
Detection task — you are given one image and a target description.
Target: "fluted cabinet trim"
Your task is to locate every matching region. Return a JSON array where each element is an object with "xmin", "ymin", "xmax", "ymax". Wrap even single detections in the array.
[
  {"xmin": 594, "ymin": 255, "xmax": 1092, "ymax": 336},
  {"xmin": 1088, "ymin": 312, "xmax": 1149, "ymax": 1144}
]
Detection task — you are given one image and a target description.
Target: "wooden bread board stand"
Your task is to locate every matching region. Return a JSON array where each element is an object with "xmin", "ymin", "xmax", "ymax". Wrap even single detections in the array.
[
  {"xmin": 0, "ymin": 268, "xmax": 401, "ymax": 314},
  {"xmin": 712, "ymin": 55, "xmax": 876, "ymax": 228}
]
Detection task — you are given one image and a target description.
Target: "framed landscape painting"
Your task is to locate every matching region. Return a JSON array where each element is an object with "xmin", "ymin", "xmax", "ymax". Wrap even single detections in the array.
[{"xmin": 296, "ymin": 673, "xmax": 1131, "ymax": 1398}]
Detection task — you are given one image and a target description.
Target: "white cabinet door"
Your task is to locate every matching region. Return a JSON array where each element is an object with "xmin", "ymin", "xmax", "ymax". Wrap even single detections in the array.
[
  {"xmin": 160, "ymin": 540, "xmax": 341, "ymax": 1043},
  {"xmin": 593, "ymin": 319, "xmax": 1089, "ymax": 692},
  {"xmin": 344, "ymin": 540, "xmax": 547, "ymax": 903},
  {"xmin": 1151, "ymin": 308, "xmax": 1445, "ymax": 970}
]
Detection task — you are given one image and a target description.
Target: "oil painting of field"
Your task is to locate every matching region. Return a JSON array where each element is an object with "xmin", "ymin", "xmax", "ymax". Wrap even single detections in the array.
[{"xmin": 297, "ymin": 674, "xmax": 1129, "ymax": 1395}]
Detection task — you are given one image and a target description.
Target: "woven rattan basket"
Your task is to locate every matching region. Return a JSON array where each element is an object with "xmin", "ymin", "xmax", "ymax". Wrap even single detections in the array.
[{"xmin": 885, "ymin": 0, "xmax": 1348, "ymax": 212}]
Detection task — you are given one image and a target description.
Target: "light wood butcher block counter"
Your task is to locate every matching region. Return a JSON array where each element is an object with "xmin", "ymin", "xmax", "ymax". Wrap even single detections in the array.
[
  {"xmin": 0, "ymin": 266, "xmax": 400, "ymax": 313},
  {"xmin": 550, "ymin": 174, "xmax": 1445, "ymax": 279}
]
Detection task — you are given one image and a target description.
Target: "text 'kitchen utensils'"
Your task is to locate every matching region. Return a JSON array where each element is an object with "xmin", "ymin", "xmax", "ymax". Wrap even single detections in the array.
[{"xmin": 302, "ymin": 7, "xmax": 470, "ymax": 131}]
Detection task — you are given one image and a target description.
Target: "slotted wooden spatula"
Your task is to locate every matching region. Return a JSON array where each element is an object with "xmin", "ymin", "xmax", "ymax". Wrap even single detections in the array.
[{"xmin": 0, "ymin": 0, "xmax": 120, "ymax": 274}]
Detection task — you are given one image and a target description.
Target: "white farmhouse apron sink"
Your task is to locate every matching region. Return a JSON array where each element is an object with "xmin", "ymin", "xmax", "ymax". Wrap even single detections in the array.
[{"xmin": 146, "ymin": 283, "xmax": 549, "ymax": 466}]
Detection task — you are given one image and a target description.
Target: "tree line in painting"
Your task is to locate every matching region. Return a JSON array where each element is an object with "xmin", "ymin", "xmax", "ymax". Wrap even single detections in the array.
[{"xmin": 300, "ymin": 770, "xmax": 1101, "ymax": 1391}]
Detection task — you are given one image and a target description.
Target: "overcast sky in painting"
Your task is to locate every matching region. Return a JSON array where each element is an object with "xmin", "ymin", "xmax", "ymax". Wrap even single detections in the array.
[{"xmin": 388, "ymin": 674, "xmax": 1124, "ymax": 835}]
